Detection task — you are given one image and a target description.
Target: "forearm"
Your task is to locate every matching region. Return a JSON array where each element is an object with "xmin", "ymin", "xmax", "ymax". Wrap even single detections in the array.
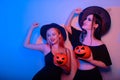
[
  {"xmin": 65, "ymin": 11, "xmax": 75, "ymax": 27},
  {"xmin": 61, "ymin": 64, "xmax": 71, "ymax": 74},
  {"xmin": 61, "ymin": 50, "xmax": 71, "ymax": 74},
  {"xmin": 64, "ymin": 11, "xmax": 75, "ymax": 33},
  {"xmin": 89, "ymin": 59, "xmax": 108, "ymax": 68}
]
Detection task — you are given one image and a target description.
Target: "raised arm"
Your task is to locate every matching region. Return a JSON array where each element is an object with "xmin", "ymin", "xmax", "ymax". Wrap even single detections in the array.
[
  {"xmin": 24, "ymin": 23, "xmax": 45, "ymax": 51},
  {"xmin": 64, "ymin": 8, "xmax": 82, "ymax": 34}
]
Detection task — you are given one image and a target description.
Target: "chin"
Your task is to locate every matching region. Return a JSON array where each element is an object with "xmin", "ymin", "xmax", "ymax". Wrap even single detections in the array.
[{"xmin": 50, "ymin": 42, "xmax": 55, "ymax": 45}]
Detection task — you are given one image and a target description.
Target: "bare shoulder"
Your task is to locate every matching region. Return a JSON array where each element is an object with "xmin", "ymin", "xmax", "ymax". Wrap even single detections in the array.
[
  {"xmin": 94, "ymin": 40, "xmax": 104, "ymax": 46},
  {"xmin": 42, "ymin": 44, "xmax": 51, "ymax": 55},
  {"xmin": 65, "ymin": 48, "xmax": 71, "ymax": 54}
]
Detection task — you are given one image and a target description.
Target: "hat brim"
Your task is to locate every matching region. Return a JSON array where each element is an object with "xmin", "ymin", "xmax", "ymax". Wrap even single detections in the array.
[
  {"xmin": 79, "ymin": 6, "xmax": 111, "ymax": 35},
  {"xmin": 40, "ymin": 23, "xmax": 67, "ymax": 41}
]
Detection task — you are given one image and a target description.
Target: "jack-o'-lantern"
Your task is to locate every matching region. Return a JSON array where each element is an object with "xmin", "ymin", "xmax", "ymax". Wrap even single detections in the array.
[
  {"xmin": 74, "ymin": 45, "xmax": 91, "ymax": 59},
  {"xmin": 54, "ymin": 53, "xmax": 68, "ymax": 66}
]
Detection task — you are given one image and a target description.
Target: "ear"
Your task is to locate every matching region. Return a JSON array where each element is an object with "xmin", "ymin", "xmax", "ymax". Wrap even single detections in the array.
[
  {"xmin": 59, "ymin": 33, "xmax": 62, "ymax": 38},
  {"xmin": 94, "ymin": 23, "xmax": 98, "ymax": 29}
]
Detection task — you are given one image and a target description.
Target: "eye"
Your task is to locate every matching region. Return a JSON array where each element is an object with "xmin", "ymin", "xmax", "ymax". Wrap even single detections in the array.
[
  {"xmin": 76, "ymin": 46, "xmax": 79, "ymax": 49},
  {"xmin": 47, "ymin": 34, "xmax": 50, "ymax": 37},
  {"xmin": 57, "ymin": 56, "xmax": 59, "ymax": 59},
  {"xmin": 62, "ymin": 58, "xmax": 65, "ymax": 60},
  {"xmin": 52, "ymin": 33, "xmax": 56, "ymax": 36},
  {"xmin": 88, "ymin": 18, "xmax": 92, "ymax": 21},
  {"xmin": 81, "ymin": 47, "xmax": 85, "ymax": 50}
]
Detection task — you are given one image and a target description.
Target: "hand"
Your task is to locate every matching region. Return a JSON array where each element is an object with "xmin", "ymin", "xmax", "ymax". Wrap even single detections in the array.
[
  {"xmin": 32, "ymin": 23, "xmax": 39, "ymax": 28},
  {"xmin": 77, "ymin": 52, "xmax": 93, "ymax": 62},
  {"xmin": 74, "ymin": 8, "xmax": 82, "ymax": 14},
  {"xmin": 85, "ymin": 53, "xmax": 93, "ymax": 62}
]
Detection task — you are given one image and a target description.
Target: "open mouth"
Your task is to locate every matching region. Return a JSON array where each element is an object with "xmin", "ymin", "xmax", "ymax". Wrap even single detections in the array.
[
  {"xmin": 76, "ymin": 53, "xmax": 85, "ymax": 57},
  {"xmin": 57, "ymin": 61, "xmax": 63, "ymax": 64}
]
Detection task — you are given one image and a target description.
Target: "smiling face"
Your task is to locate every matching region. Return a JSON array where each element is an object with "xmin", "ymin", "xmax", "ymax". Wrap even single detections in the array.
[
  {"xmin": 74, "ymin": 46, "xmax": 91, "ymax": 59},
  {"xmin": 46, "ymin": 28, "xmax": 60, "ymax": 45},
  {"xmin": 54, "ymin": 53, "xmax": 68, "ymax": 65},
  {"xmin": 82, "ymin": 14, "xmax": 99, "ymax": 31}
]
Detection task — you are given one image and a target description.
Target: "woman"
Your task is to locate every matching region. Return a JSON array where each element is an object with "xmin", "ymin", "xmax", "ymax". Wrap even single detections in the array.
[
  {"xmin": 24, "ymin": 23, "xmax": 73, "ymax": 80},
  {"xmin": 65, "ymin": 6, "xmax": 112, "ymax": 80}
]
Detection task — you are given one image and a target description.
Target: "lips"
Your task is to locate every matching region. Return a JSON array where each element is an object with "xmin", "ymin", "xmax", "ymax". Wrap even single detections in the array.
[
  {"xmin": 50, "ymin": 38, "xmax": 55, "ymax": 42},
  {"xmin": 76, "ymin": 53, "xmax": 86, "ymax": 57},
  {"xmin": 57, "ymin": 61, "xmax": 63, "ymax": 64},
  {"xmin": 49, "ymin": 39, "xmax": 55, "ymax": 44}
]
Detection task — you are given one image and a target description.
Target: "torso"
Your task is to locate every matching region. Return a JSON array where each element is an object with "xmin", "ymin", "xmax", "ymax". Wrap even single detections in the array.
[
  {"xmin": 78, "ymin": 60, "xmax": 95, "ymax": 70},
  {"xmin": 43, "ymin": 44, "xmax": 67, "ymax": 56},
  {"xmin": 78, "ymin": 37, "xmax": 103, "ymax": 70},
  {"xmin": 43, "ymin": 44, "xmax": 51, "ymax": 56},
  {"xmin": 69, "ymin": 26, "xmax": 112, "ymax": 76},
  {"xmin": 78, "ymin": 42, "xmax": 104, "ymax": 70}
]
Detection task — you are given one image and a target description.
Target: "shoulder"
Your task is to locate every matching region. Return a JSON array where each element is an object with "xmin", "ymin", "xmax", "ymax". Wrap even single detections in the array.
[
  {"xmin": 65, "ymin": 48, "xmax": 71, "ymax": 53},
  {"xmin": 38, "ymin": 44, "xmax": 51, "ymax": 55},
  {"xmin": 92, "ymin": 39, "xmax": 104, "ymax": 46}
]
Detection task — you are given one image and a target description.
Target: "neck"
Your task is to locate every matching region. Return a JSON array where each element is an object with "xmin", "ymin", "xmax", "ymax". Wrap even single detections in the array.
[
  {"xmin": 51, "ymin": 43, "xmax": 64, "ymax": 54},
  {"xmin": 86, "ymin": 30, "xmax": 94, "ymax": 38},
  {"xmin": 83, "ymin": 29, "xmax": 96, "ymax": 45},
  {"xmin": 51, "ymin": 43, "xmax": 60, "ymax": 49}
]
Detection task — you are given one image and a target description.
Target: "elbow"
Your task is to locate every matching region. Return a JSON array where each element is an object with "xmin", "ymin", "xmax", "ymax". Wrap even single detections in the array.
[
  {"xmin": 100, "ymin": 65, "xmax": 112, "ymax": 72},
  {"xmin": 24, "ymin": 42, "xmax": 29, "ymax": 48},
  {"xmin": 101, "ymin": 66, "xmax": 108, "ymax": 69},
  {"xmin": 64, "ymin": 68, "xmax": 71, "ymax": 75},
  {"xmin": 100, "ymin": 64, "xmax": 110, "ymax": 69},
  {"xmin": 66, "ymin": 65, "xmax": 71, "ymax": 74},
  {"xmin": 24, "ymin": 44, "xmax": 27, "ymax": 48}
]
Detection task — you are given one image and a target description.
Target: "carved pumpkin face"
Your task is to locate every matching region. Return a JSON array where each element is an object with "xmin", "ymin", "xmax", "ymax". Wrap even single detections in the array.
[
  {"xmin": 54, "ymin": 53, "xmax": 68, "ymax": 66},
  {"xmin": 74, "ymin": 46, "xmax": 91, "ymax": 59}
]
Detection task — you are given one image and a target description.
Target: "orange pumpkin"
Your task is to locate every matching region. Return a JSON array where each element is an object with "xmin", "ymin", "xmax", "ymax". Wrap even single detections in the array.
[
  {"xmin": 54, "ymin": 53, "xmax": 68, "ymax": 66},
  {"xmin": 74, "ymin": 45, "xmax": 91, "ymax": 59}
]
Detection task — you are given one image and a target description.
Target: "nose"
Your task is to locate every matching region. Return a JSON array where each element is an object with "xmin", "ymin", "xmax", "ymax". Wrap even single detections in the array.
[
  {"xmin": 50, "ymin": 37, "xmax": 54, "ymax": 41},
  {"xmin": 83, "ymin": 19, "xmax": 87, "ymax": 23}
]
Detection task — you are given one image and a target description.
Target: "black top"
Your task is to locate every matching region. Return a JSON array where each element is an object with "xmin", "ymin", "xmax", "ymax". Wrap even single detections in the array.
[
  {"xmin": 45, "ymin": 51, "xmax": 63, "ymax": 71},
  {"xmin": 68, "ymin": 27, "xmax": 112, "ymax": 66},
  {"xmin": 32, "ymin": 52, "xmax": 62, "ymax": 80},
  {"xmin": 45, "ymin": 51, "xmax": 55, "ymax": 66}
]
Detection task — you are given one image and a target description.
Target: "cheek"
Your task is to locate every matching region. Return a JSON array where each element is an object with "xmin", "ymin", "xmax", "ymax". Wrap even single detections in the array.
[
  {"xmin": 54, "ymin": 35, "xmax": 58, "ymax": 38},
  {"xmin": 46, "ymin": 37, "xmax": 51, "ymax": 43},
  {"xmin": 83, "ymin": 24, "xmax": 92, "ymax": 30},
  {"xmin": 47, "ymin": 37, "xmax": 50, "ymax": 41},
  {"xmin": 54, "ymin": 35, "xmax": 60, "ymax": 40}
]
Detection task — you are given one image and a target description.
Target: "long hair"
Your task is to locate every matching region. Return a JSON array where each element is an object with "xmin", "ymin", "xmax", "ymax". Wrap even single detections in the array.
[
  {"xmin": 79, "ymin": 14, "xmax": 103, "ymax": 41},
  {"xmin": 93, "ymin": 14, "xmax": 103, "ymax": 40},
  {"xmin": 55, "ymin": 28, "xmax": 65, "ymax": 48},
  {"xmin": 46, "ymin": 28, "xmax": 65, "ymax": 48}
]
